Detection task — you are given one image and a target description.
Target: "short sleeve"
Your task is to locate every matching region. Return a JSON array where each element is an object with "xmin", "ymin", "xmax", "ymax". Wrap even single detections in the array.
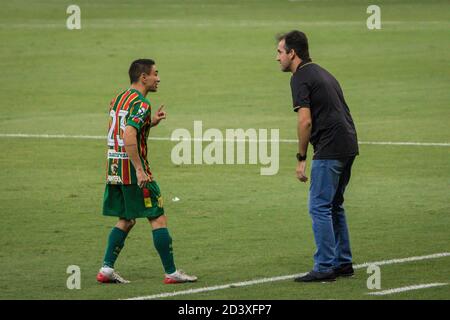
[
  {"xmin": 291, "ymin": 77, "xmax": 311, "ymax": 112},
  {"xmin": 127, "ymin": 101, "xmax": 151, "ymax": 131}
]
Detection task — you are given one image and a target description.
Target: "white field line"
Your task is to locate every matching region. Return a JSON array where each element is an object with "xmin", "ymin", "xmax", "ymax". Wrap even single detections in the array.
[
  {"xmin": 353, "ymin": 252, "xmax": 450, "ymax": 269},
  {"xmin": 367, "ymin": 283, "xmax": 449, "ymax": 296},
  {"xmin": 125, "ymin": 252, "xmax": 450, "ymax": 300},
  {"xmin": 0, "ymin": 133, "xmax": 449, "ymax": 147}
]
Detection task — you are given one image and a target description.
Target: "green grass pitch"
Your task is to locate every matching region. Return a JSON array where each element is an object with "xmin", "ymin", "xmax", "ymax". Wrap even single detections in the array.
[{"xmin": 0, "ymin": 0, "xmax": 449, "ymax": 300}]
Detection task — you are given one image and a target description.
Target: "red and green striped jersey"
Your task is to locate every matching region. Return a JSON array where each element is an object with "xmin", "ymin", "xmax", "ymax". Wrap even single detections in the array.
[{"xmin": 106, "ymin": 88, "xmax": 152, "ymax": 185}]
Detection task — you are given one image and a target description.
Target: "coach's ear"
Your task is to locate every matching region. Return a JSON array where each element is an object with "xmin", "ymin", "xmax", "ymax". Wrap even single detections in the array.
[{"xmin": 289, "ymin": 49, "xmax": 296, "ymax": 60}]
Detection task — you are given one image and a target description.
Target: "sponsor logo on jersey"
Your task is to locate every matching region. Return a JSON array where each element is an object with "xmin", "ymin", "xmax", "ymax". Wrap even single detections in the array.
[
  {"xmin": 131, "ymin": 104, "xmax": 149, "ymax": 124},
  {"xmin": 107, "ymin": 175, "xmax": 123, "ymax": 184},
  {"xmin": 108, "ymin": 150, "xmax": 129, "ymax": 159},
  {"xmin": 110, "ymin": 163, "xmax": 118, "ymax": 175}
]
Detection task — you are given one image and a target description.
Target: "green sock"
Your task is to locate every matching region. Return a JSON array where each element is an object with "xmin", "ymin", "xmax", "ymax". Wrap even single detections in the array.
[
  {"xmin": 103, "ymin": 227, "xmax": 128, "ymax": 268},
  {"xmin": 152, "ymin": 228, "xmax": 176, "ymax": 274}
]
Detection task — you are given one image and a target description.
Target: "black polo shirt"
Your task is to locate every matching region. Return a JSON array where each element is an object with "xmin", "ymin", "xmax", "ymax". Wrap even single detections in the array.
[{"xmin": 290, "ymin": 61, "xmax": 359, "ymax": 160}]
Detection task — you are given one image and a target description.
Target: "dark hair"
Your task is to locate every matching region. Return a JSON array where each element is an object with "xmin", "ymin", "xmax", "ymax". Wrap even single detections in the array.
[
  {"xmin": 277, "ymin": 30, "xmax": 311, "ymax": 61},
  {"xmin": 128, "ymin": 59, "xmax": 155, "ymax": 84}
]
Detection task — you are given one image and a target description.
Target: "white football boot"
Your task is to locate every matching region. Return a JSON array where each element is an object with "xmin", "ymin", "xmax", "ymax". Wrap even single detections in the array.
[
  {"xmin": 164, "ymin": 269, "xmax": 198, "ymax": 284},
  {"xmin": 96, "ymin": 266, "xmax": 130, "ymax": 284}
]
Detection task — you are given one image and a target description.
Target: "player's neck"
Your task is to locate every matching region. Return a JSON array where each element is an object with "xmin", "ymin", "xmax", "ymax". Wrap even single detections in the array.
[
  {"xmin": 290, "ymin": 58, "xmax": 302, "ymax": 74},
  {"xmin": 130, "ymin": 83, "xmax": 148, "ymax": 97}
]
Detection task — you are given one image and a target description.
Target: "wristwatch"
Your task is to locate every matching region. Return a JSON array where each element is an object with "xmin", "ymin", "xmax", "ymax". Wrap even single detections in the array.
[{"xmin": 296, "ymin": 153, "xmax": 307, "ymax": 161}]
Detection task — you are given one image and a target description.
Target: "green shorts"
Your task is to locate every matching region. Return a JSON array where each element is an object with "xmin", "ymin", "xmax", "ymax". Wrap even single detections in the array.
[{"xmin": 102, "ymin": 181, "xmax": 164, "ymax": 220}]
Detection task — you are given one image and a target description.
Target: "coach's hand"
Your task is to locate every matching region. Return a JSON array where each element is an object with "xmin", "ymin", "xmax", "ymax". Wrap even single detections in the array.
[
  {"xmin": 296, "ymin": 161, "xmax": 308, "ymax": 183},
  {"xmin": 151, "ymin": 105, "xmax": 167, "ymax": 127},
  {"xmin": 137, "ymin": 168, "xmax": 153, "ymax": 188}
]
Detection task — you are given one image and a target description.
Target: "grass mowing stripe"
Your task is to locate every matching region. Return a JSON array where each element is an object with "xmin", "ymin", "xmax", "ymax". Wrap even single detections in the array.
[
  {"xmin": 0, "ymin": 133, "xmax": 449, "ymax": 147},
  {"xmin": 1, "ymin": 20, "xmax": 449, "ymax": 30},
  {"xmin": 366, "ymin": 283, "xmax": 449, "ymax": 296},
  {"xmin": 125, "ymin": 252, "xmax": 450, "ymax": 300}
]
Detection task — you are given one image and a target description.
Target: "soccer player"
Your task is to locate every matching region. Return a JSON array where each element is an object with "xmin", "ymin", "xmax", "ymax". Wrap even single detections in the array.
[
  {"xmin": 97, "ymin": 59, "xmax": 197, "ymax": 284},
  {"xmin": 276, "ymin": 31, "xmax": 359, "ymax": 282}
]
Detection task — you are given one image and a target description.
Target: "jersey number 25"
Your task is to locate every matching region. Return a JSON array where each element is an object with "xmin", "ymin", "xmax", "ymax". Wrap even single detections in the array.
[{"xmin": 107, "ymin": 109, "xmax": 128, "ymax": 147}]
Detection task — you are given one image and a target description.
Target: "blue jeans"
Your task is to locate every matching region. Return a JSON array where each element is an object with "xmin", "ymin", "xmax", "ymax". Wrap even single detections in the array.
[{"xmin": 309, "ymin": 157, "xmax": 355, "ymax": 273}]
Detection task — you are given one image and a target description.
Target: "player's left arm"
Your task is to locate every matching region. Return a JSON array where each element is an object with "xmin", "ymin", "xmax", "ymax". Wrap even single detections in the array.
[
  {"xmin": 151, "ymin": 105, "xmax": 167, "ymax": 127},
  {"xmin": 124, "ymin": 126, "xmax": 152, "ymax": 187}
]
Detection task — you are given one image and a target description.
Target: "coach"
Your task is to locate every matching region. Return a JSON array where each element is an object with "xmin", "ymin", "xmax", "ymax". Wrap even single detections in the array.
[{"xmin": 276, "ymin": 30, "xmax": 359, "ymax": 282}]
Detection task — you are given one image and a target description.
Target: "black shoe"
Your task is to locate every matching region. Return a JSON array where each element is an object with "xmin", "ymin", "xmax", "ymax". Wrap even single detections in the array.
[
  {"xmin": 294, "ymin": 270, "xmax": 336, "ymax": 283},
  {"xmin": 333, "ymin": 263, "xmax": 354, "ymax": 277}
]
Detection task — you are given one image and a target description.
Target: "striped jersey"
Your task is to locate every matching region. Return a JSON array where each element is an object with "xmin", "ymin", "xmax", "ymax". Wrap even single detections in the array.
[{"xmin": 106, "ymin": 88, "xmax": 152, "ymax": 185}]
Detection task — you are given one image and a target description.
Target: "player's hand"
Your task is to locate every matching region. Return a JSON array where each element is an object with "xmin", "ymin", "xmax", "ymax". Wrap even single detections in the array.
[
  {"xmin": 136, "ymin": 168, "xmax": 152, "ymax": 188},
  {"xmin": 296, "ymin": 161, "xmax": 308, "ymax": 183},
  {"xmin": 151, "ymin": 105, "xmax": 167, "ymax": 127}
]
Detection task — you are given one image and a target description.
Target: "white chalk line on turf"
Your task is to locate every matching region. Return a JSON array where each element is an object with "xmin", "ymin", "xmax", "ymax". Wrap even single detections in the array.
[
  {"xmin": 0, "ymin": 133, "xmax": 449, "ymax": 147},
  {"xmin": 125, "ymin": 252, "xmax": 450, "ymax": 300},
  {"xmin": 366, "ymin": 283, "xmax": 449, "ymax": 296}
]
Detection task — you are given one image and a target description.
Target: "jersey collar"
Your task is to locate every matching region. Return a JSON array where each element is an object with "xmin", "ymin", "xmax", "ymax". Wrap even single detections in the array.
[{"xmin": 295, "ymin": 59, "xmax": 313, "ymax": 73}]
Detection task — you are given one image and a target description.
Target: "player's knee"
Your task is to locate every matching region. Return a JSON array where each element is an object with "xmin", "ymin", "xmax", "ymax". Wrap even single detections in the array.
[
  {"xmin": 118, "ymin": 219, "xmax": 136, "ymax": 231},
  {"xmin": 128, "ymin": 219, "xmax": 136, "ymax": 229},
  {"xmin": 148, "ymin": 215, "xmax": 167, "ymax": 229}
]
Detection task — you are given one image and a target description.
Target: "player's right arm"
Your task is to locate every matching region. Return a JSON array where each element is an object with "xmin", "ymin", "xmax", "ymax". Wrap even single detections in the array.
[
  {"xmin": 124, "ymin": 125, "xmax": 152, "ymax": 187},
  {"xmin": 296, "ymin": 107, "xmax": 311, "ymax": 183}
]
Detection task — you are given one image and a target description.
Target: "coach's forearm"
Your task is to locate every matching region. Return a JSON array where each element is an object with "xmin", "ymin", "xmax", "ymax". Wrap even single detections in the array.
[
  {"xmin": 124, "ymin": 126, "xmax": 144, "ymax": 172},
  {"xmin": 297, "ymin": 112, "xmax": 311, "ymax": 157}
]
